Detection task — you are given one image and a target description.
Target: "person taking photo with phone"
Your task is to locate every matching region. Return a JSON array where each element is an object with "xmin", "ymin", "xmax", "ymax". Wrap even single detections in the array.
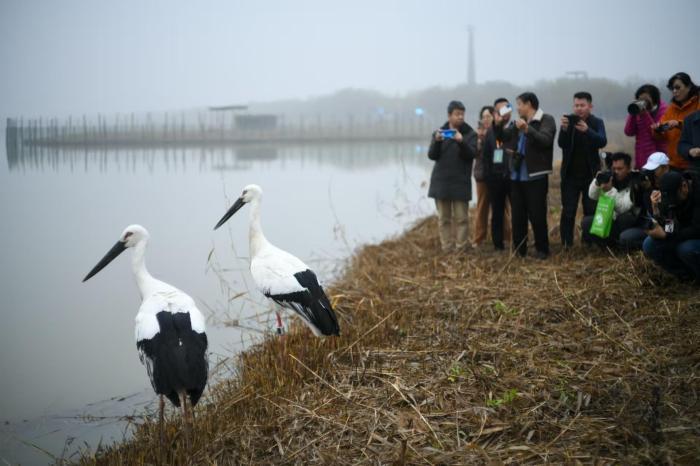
[{"xmin": 427, "ymin": 100, "xmax": 478, "ymax": 253}]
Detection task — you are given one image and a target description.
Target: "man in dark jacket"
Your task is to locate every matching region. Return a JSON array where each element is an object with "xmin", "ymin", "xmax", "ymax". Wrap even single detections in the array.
[
  {"xmin": 643, "ymin": 171, "xmax": 700, "ymax": 282},
  {"xmin": 495, "ymin": 92, "xmax": 556, "ymax": 259},
  {"xmin": 428, "ymin": 100, "xmax": 478, "ymax": 252},
  {"xmin": 678, "ymin": 110, "xmax": 700, "ymax": 174},
  {"xmin": 558, "ymin": 92, "xmax": 607, "ymax": 247}
]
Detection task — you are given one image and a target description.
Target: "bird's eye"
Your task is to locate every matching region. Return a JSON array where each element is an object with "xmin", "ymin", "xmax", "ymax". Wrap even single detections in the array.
[{"xmin": 124, "ymin": 232, "xmax": 133, "ymax": 239}]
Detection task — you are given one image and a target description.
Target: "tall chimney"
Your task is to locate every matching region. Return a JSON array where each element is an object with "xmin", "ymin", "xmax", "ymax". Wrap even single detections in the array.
[{"xmin": 467, "ymin": 25, "xmax": 476, "ymax": 86}]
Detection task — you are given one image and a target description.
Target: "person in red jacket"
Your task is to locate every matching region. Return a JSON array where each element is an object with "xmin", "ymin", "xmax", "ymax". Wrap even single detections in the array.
[{"xmin": 624, "ymin": 84, "xmax": 668, "ymax": 169}]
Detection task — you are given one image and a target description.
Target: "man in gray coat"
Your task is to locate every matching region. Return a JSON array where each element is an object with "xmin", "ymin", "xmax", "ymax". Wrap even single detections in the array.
[{"xmin": 428, "ymin": 100, "xmax": 478, "ymax": 252}]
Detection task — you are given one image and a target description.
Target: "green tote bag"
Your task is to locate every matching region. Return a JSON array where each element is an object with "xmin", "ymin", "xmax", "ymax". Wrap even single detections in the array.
[{"xmin": 590, "ymin": 194, "xmax": 615, "ymax": 239}]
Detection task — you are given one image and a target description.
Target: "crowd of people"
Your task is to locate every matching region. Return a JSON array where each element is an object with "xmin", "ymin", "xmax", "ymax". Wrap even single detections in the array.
[{"xmin": 427, "ymin": 72, "xmax": 700, "ymax": 284}]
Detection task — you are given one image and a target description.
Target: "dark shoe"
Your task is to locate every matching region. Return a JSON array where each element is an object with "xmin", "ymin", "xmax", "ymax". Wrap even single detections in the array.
[{"xmin": 535, "ymin": 251, "xmax": 549, "ymax": 260}]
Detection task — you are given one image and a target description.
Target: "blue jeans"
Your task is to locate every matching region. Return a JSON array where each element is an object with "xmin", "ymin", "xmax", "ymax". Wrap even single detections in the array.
[
  {"xmin": 618, "ymin": 227, "xmax": 647, "ymax": 252},
  {"xmin": 642, "ymin": 237, "xmax": 700, "ymax": 281}
]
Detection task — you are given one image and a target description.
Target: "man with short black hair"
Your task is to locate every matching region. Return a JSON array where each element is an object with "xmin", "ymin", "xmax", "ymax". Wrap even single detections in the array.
[
  {"xmin": 427, "ymin": 100, "xmax": 478, "ymax": 252},
  {"xmin": 581, "ymin": 152, "xmax": 642, "ymax": 247},
  {"xmin": 495, "ymin": 92, "xmax": 556, "ymax": 259},
  {"xmin": 643, "ymin": 171, "xmax": 700, "ymax": 282},
  {"xmin": 558, "ymin": 92, "xmax": 607, "ymax": 247}
]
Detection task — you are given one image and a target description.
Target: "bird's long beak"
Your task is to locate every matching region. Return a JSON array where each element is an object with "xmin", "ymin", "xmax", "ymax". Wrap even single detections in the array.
[
  {"xmin": 82, "ymin": 240, "xmax": 127, "ymax": 282},
  {"xmin": 214, "ymin": 197, "xmax": 245, "ymax": 230}
]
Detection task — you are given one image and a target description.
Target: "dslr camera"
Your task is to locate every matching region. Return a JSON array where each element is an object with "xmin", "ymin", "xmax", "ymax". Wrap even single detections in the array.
[
  {"xmin": 567, "ymin": 114, "xmax": 580, "ymax": 127},
  {"xmin": 596, "ymin": 171, "xmax": 613, "ymax": 185},
  {"xmin": 627, "ymin": 100, "xmax": 648, "ymax": 115},
  {"xmin": 654, "ymin": 122, "xmax": 671, "ymax": 133},
  {"xmin": 659, "ymin": 192, "xmax": 677, "ymax": 218}
]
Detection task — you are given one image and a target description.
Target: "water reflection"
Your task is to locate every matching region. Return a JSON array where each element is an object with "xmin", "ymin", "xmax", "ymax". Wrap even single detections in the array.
[
  {"xmin": 5, "ymin": 134, "xmax": 429, "ymax": 174},
  {"xmin": 0, "ymin": 135, "xmax": 435, "ymax": 464}
]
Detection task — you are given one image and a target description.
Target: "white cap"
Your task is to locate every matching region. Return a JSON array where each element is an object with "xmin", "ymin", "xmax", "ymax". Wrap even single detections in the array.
[{"xmin": 642, "ymin": 152, "xmax": 669, "ymax": 171}]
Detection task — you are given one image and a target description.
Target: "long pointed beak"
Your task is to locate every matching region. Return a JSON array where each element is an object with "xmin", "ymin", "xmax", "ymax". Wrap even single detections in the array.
[
  {"xmin": 214, "ymin": 197, "xmax": 245, "ymax": 230},
  {"xmin": 82, "ymin": 240, "xmax": 127, "ymax": 282}
]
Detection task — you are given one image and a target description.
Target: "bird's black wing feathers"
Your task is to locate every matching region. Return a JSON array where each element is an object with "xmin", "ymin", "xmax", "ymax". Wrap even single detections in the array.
[
  {"xmin": 136, "ymin": 310, "xmax": 208, "ymax": 407},
  {"xmin": 267, "ymin": 269, "xmax": 340, "ymax": 336}
]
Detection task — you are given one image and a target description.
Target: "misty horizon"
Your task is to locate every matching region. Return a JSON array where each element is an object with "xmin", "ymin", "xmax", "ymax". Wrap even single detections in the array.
[{"xmin": 2, "ymin": 0, "xmax": 699, "ymax": 118}]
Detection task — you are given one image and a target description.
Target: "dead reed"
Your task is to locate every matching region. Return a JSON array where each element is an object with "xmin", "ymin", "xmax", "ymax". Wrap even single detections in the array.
[{"xmin": 79, "ymin": 194, "xmax": 700, "ymax": 465}]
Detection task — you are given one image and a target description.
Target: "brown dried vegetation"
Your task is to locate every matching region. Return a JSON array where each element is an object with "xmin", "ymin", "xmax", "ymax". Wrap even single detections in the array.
[{"xmin": 81, "ymin": 200, "xmax": 699, "ymax": 465}]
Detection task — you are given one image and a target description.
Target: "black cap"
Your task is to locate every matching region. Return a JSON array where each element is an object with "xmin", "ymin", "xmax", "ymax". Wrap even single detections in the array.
[{"xmin": 659, "ymin": 171, "xmax": 683, "ymax": 205}]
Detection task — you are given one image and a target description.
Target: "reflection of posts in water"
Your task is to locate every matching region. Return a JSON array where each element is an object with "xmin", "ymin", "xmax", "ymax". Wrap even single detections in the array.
[
  {"xmin": 4, "ymin": 126, "xmax": 426, "ymax": 173},
  {"xmin": 6, "ymin": 118, "xmax": 19, "ymax": 170},
  {"xmin": 4, "ymin": 110, "xmax": 441, "ymax": 147}
]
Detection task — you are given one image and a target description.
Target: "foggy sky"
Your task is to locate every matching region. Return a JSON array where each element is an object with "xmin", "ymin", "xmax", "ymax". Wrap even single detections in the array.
[{"xmin": 1, "ymin": 0, "xmax": 699, "ymax": 118}]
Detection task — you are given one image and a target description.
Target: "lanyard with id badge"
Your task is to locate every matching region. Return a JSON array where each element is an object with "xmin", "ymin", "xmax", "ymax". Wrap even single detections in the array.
[{"xmin": 493, "ymin": 140, "xmax": 504, "ymax": 165}]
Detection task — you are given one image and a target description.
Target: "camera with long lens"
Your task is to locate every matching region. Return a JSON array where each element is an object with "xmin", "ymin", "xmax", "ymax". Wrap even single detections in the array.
[
  {"xmin": 640, "ymin": 169, "xmax": 654, "ymax": 186},
  {"xmin": 627, "ymin": 100, "xmax": 648, "ymax": 115},
  {"xmin": 659, "ymin": 192, "xmax": 676, "ymax": 218},
  {"xmin": 596, "ymin": 171, "xmax": 612, "ymax": 185}
]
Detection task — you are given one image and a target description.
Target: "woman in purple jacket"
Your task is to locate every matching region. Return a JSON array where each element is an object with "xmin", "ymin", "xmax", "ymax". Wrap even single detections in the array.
[{"xmin": 624, "ymin": 84, "xmax": 668, "ymax": 169}]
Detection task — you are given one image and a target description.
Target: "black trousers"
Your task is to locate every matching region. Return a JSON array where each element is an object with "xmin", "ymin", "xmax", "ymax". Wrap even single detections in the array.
[
  {"xmin": 486, "ymin": 177, "xmax": 510, "ymax": 249},
  {"xmin": 511, "ymin": 176, "xmax": 549, "ymax": 256},
  {"xmin": 560, "ymin": 176, "xmax": 595, "ymax": 247},
  {"xmin": 581, "ymin": 211, "xmax": 640, "ymax": 248}
]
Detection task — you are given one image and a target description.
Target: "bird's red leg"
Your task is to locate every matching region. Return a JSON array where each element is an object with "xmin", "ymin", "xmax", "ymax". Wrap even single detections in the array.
[
  {"xmin": 158, "ymin": 395, "xmax": 165, "ymax": 458},
  {"xmin": 275, "ymin": 310, "xmax": 284, "ymax": 335},
  {"xmin": 178, "ymin": 391, "xmax": 191, "ymax": 453}
]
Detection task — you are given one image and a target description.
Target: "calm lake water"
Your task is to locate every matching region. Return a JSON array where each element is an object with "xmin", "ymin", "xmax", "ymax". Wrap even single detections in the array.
[{"xmin": 0, "ymin": 133, "xmax": 437, "ymax": 464}]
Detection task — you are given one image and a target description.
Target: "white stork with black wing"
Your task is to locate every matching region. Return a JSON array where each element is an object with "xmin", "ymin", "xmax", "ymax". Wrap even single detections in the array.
[
  {"xmin": 82, "ymin": 225, "xmax": 207, "ymax": 448},
  {"xmin": 214, "ymin": 184, "xmax": 340, "ymax": 337}
]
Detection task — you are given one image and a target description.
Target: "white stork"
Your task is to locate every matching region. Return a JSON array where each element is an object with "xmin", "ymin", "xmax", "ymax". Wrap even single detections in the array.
[
  {"xmin": 214, "ymin": 184, "xmax": 340, "ymax": 337},
  {"xmin": 82, "ymin": 225, "xmax": 208, "ymax": 449}
]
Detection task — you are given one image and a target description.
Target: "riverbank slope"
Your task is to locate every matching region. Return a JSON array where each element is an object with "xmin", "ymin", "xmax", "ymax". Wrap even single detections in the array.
[{"xmin": 83, "ymin": 212, "xmax": 699, "ymax": 465}]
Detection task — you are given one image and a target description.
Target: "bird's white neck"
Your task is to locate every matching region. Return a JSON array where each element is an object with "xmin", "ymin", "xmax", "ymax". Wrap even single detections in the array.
[
  {"xmin": 248, "ymin": 198, "xmax": 270, "ymax": 257},
  {"xmin": 131, "ymin": 239, "xmax": 159, "ymax": 299}
]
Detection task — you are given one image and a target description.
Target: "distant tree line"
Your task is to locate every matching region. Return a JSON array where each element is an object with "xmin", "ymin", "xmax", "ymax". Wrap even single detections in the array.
[{"xmin": 250, "ymin": 77, "xmax": 671, "ymax": 126}]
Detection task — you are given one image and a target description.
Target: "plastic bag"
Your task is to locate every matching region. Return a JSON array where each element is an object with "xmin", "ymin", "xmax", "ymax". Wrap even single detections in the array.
[{"xmin": 590, "ymin": 194, "xmax": 615, "ymax": 238}]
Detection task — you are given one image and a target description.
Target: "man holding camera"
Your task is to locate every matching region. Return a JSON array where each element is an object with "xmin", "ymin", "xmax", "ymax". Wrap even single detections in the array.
[
  {"xmin": 427, "ymin": 100, "xmax": 478, "ymax": 253},
  {"xmin": 558, "ymin": 92, "xmax": 607, "ymax": 248},
  {"xmin": 483, "ymin": 98, "xmax": 515, "ymax": 251},
  {"xmin": 581, "ymin": 152, "xmax": 641, "ymax": 247},
  {"xmin": 618, "ymin": 152, "xmax": 672, "ymax": 251},
  {"xmin": 495, "ymin": 92, "xmax": 555, "ymax": 259},
  {"xmin": 643, "ymin": 171, "xmax": 700, "ymax": 283}
]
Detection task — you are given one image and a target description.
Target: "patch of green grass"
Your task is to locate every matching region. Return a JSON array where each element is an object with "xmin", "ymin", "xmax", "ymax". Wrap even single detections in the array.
[
  {"xmin": 493, "ymin": 300, "xmax": 519, "ymax": 316},
  {"xmin": 447, "ymin": 362, "xmax": 465, "ymax": 383},
  {"xmin": 556, "ymin": 379, "xmax": 575, "ymax": 404},
  {"xmin": 486, "ymin": 388, "xmax": 518, "ymax": 408}
]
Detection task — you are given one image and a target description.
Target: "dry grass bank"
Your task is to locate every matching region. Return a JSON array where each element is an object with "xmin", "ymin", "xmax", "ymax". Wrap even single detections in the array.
[{"xmin": 81, "ymin": 193, "xmax": 699, "ymax": 465}]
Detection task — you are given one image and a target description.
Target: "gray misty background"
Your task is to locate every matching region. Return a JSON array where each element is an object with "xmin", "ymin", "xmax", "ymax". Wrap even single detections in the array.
[
  {"xmin": 0, "ymin": 1, "xmax": 699, "ymax": 463},
  {"xmin": 1, "ymin": 0, "xmax": 699, "ymax": 119}
]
